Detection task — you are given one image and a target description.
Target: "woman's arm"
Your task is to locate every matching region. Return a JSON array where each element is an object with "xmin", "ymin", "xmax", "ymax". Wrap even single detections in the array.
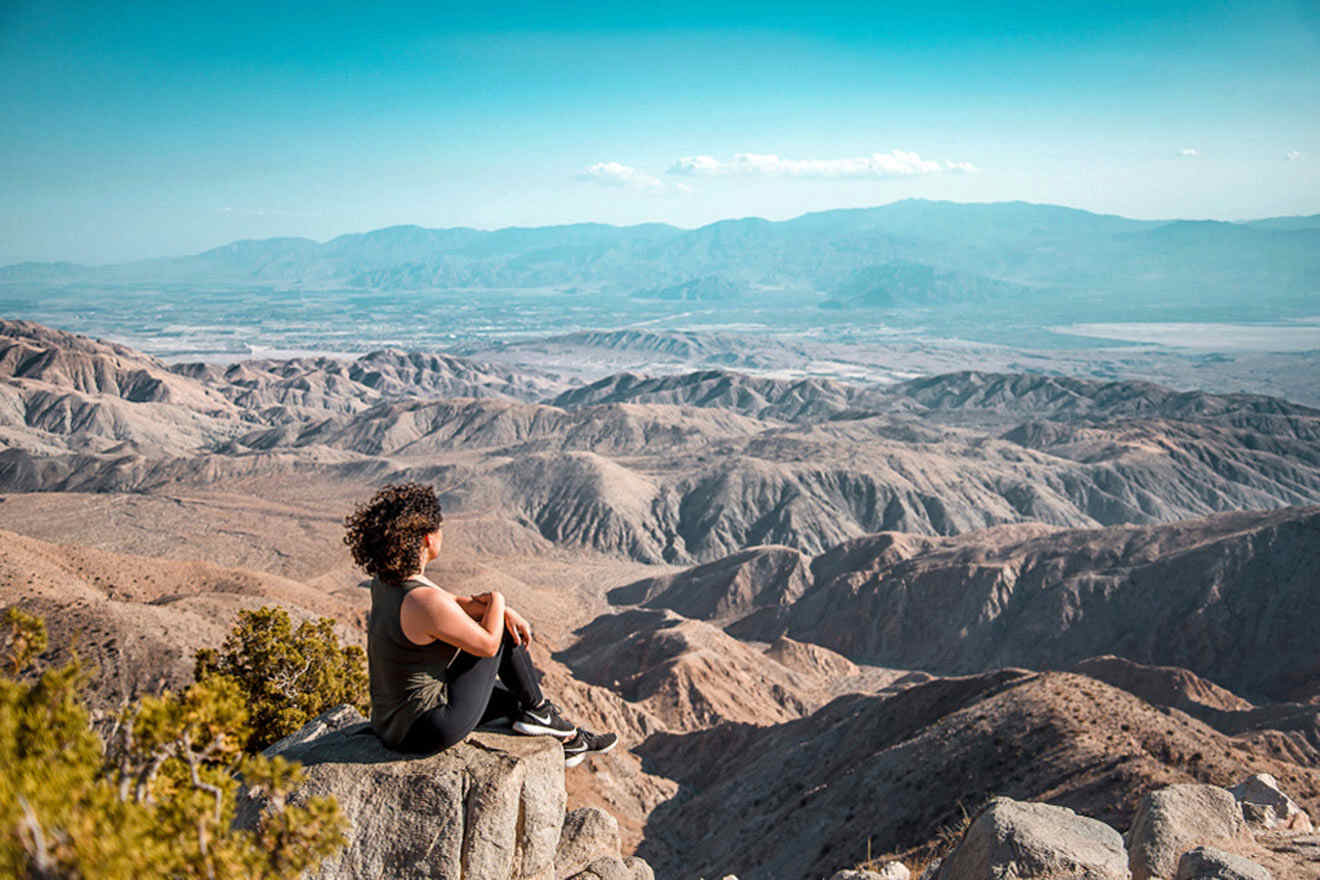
[
  {"xmin": 457, "ymin": 594, "xmax": 532, "ymax": 646},
  {"xmin": 454, "ymin": 594, "xmax": 489, "ymax": 620},
  {"xmin": 402, "ymin": 588, "xmax": 506, "ymax": 657}
]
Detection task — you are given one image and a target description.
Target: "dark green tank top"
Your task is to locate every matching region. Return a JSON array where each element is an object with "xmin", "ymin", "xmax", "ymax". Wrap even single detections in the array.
[{"xmin": 367, "ymin": 574, "xmax": 460, "ymax": 748}]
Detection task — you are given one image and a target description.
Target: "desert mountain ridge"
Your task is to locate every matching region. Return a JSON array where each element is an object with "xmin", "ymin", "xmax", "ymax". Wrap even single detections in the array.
[
  {"xmin": 5, "ymin": 318, "xmax": 1320, "ymax": 568},
  {"xmin": 598, "ymin": 504, "xmax": 1320, "ymax": 704}
]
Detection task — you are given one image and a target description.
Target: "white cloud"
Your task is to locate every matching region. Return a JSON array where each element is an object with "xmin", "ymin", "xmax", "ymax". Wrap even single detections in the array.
[
  {"xmin": 666, "ymin": 150, "xmax": 979, "ymax": 179},
  {"xmin": 1178, "ymin": 148, "xmax": 1200, "ymax": 158},
  {"xmin": 577, "ymin": 162, "xmax": 664, "ymax": 191},
  {"xmin": 1287, "ymin": 150, "xmax": 1303, "ymax": 161},
  {"xmin": 218, "ymin": 206, "xmax": 319, "ymax": 218}
]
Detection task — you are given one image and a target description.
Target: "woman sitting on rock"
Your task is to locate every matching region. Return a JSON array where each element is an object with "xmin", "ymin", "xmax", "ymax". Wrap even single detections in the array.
[{"xmin": 344, "ymin": 482, "xmax": 616, "ymax": 767}]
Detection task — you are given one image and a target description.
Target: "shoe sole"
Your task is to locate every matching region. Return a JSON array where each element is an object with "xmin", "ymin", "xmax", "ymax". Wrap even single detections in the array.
[
  {"xmin": 513, "ymin": 720, "xmax": 577, "ymax": 739},
  {"xmin": 564, "ymin": 738, "xmax": 617, "ymax": 768}
]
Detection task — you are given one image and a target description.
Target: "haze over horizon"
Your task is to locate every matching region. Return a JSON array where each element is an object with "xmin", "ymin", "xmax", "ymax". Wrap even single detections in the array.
[{"xmin": 3, "ymin": 0, "xmax": 1318, "ymax": 265}]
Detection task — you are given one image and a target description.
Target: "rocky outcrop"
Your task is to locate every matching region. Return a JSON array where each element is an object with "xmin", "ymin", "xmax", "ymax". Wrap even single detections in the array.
[
  {"xmin": 1126, "ymin": 785, "xmax": 1251, "ymax": 880},
  {"xmin": 561, "ymin": 857, "xmax": 652, "ymax": 880},
  {"xmin": 913, "ymin": 788, "xmax": 1306, "ymax": 880},
  {"xmin": 1174, "ymin": 846, "xmax": 1272, "ymax": 880},
  {"xmin": 556, "ymin": 807, "xmax": 622, "ymax": 879},
  {"xmin": 931, "ymin": 798, "xmax": 1129, "ymax": 880},
  {"xmin": 1230, "ymin": 774, "xmax": 1314, "ymax": 833},
  {"xmin": 829, "ymin": 864, "xmax": 910, "ymax": 880},
  {"xmin": 237, "ymin": 706, "xmax": 650, "ymax": 880}
]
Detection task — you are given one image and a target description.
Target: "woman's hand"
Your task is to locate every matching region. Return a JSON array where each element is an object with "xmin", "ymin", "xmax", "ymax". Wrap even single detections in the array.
[
  {"xmin": 457, "ymin": 592, "xmax": 492, "ymax": 620},
  {"xmin": 504, "ymin": 607, "xmax": 532, "ymax": 646}
]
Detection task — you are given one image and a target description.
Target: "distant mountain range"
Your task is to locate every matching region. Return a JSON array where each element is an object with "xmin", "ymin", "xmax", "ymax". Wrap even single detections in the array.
[{"xmin": 4, "ymin": 200, "xmax": 1318, "ymax": 310}]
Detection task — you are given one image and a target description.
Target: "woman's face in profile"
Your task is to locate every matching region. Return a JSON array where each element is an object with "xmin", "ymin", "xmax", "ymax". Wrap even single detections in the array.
[{"xmin": 425, "ymin": 527, "xmax": 443, "ymax": 560}]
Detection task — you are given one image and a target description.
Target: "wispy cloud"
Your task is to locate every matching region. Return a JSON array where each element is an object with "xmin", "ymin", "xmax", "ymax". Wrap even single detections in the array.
[
  {"xmin": 578, "ymin": 162, "xmax": 664, "ymax": 191},
  {"xmin": 666, "ymin": 150, "xmax": 978, "ymax": 179},
  {"xmin": 1178, "ymin": 148, "xmax": 1200, "ymax": 158},
  {"xmin": 1287, "ymin": 150, "xmax": 1303, "ymax": 161},
  {"xmin": 218, "ymin": 206, "xmax": 320, "ymax": 218}
]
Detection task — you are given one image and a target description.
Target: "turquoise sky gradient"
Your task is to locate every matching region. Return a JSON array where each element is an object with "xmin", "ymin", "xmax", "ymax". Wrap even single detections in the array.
[{"xmin": 2, "ymin": 0, "xmax": 1317, "ymax": 263}]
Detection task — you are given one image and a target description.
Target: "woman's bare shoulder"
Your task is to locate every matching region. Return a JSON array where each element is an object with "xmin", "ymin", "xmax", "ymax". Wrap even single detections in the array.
[
  {"xmin": 399, "ymin": 583, "xmax": 464, "ymax": 646},
  {"xmin": 401, "ymin": 581, "xmax": 458, "ymax": 611}
]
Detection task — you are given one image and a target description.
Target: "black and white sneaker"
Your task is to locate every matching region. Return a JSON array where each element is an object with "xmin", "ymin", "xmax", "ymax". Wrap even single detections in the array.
[
  {"xmin": 512, "ymin": 700, "xmax": 577, "ymax": 739},
  {"xmin": 563, "ymin": 728, "xmax": 618, "ymax": 768}
]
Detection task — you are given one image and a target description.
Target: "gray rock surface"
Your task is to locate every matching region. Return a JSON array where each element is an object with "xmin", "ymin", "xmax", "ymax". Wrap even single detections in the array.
[
  {"xmin": 933, "ymin": 797, "xmax": 1129, "ymax": 880},
  {"xmin": 1174, "ymin": 846, "xmax": 1272, "ymax": 880},
  {"xmin": 557, "ymin": 807, "xmax": 623, "ymax": 880},
  {"xmin": 1229, "ymin": 773, "xmax": 1313, "ymax": 832},
  {"xmin": 564, "ymin": 856, "xmax": 633, "ymax": 880},
  {"xmin": 236, "ymin": 706, "xmax": 567, "ymax": 880},
  {"xmin": 261, "ymin": 703, "xmax": 365, "ymax": 754},
  {"xmin": 1127, "ymin": 785, "xmax": 1251, "ymax": 880},
  {"xmin": 1240, "ymin": 803, "xmax": 1274, "ymax": 828},
  {"xmin": 830, "ymin": 866, "xmax": 910, "ymax": 880},
  {"xmin": 622, "ymin": 856, "xmax": 654, "ymax": 880}
]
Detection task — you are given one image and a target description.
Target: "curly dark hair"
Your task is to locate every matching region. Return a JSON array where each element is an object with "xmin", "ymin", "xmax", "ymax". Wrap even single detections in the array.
[{"xmin": 343, "ymin": 482, "xmax": 444, "ymax": 584}]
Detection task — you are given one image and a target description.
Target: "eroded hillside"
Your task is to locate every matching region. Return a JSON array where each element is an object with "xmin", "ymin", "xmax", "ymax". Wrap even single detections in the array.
[
  {"xmin": 3, "ymin": 318, "xmax": 1320, "ymax": 877},
  {"xmin": 5, "ymin": 319, "xmax": 1320, "ymax": 567}
]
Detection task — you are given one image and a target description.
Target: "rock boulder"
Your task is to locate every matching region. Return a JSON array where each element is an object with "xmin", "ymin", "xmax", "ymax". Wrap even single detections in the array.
[
  {"xmin": 564, "ymin": 857, "xmax": 653, "ymax": 880},
  {"xmin": 932, "ymin": 797, "xmax": 1129, "ymax": 880},
  {"xmin": 1174, "ymin": 846, "xmax": 1272, "ymax": 880},
  {"xmin": 829, "ymin": 865, "xmax": 910, "ymax": 880},
  {"xmin": 1229, "ymin": 774, "xmax": 1313, "ymax": 833},
  {"xmin": 236, "ymin": 706, "xmax": 567, "ymax": 880},
  {"xmin": 557, "ymin": 807, "xmax": 623, "ymax": 880},
  {"xmin": 1127, "ymin": 785, "xmax": 1251, "ymax": 880}
]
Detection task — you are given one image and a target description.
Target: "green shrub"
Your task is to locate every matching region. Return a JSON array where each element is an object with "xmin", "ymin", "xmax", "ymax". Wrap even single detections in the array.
[
  {"xmin": 195, "ymin": 606, "xmax": 368, "ymax": 752},
  {"xmin": 2, "ymin": 607, "xmax": 47, "ymax": 675},
  {"xmin": 0, "ymin": 611, "xmax": 347, "ymax": 879}
]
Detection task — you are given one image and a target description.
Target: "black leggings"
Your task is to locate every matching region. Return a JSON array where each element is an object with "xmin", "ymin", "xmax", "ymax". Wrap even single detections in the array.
[{"xmin": 398, "ymin": 631, "xmax": 545, "ymax": 754}]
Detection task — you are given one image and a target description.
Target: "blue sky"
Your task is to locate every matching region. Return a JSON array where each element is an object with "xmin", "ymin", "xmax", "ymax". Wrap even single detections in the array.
[{"xmin": 1, "ymin": 0, "xmax": 1317, "ymax": 264}]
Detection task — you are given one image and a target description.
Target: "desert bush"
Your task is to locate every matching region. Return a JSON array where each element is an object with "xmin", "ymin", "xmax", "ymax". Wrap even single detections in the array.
[
  {"xmin": 2, "ymin": 607, "xmax": 47, "ymax": 675},
  {"xmin": 194, "ymin": 606, "xmax": 368, "ymax": 752},
  {"xmin": 0, "ymin": 612, "xmax": 346, "ymax": 879},
  {"xmin": 857, "ymin": 798, "xmax": 981, "ymax": 877}
]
